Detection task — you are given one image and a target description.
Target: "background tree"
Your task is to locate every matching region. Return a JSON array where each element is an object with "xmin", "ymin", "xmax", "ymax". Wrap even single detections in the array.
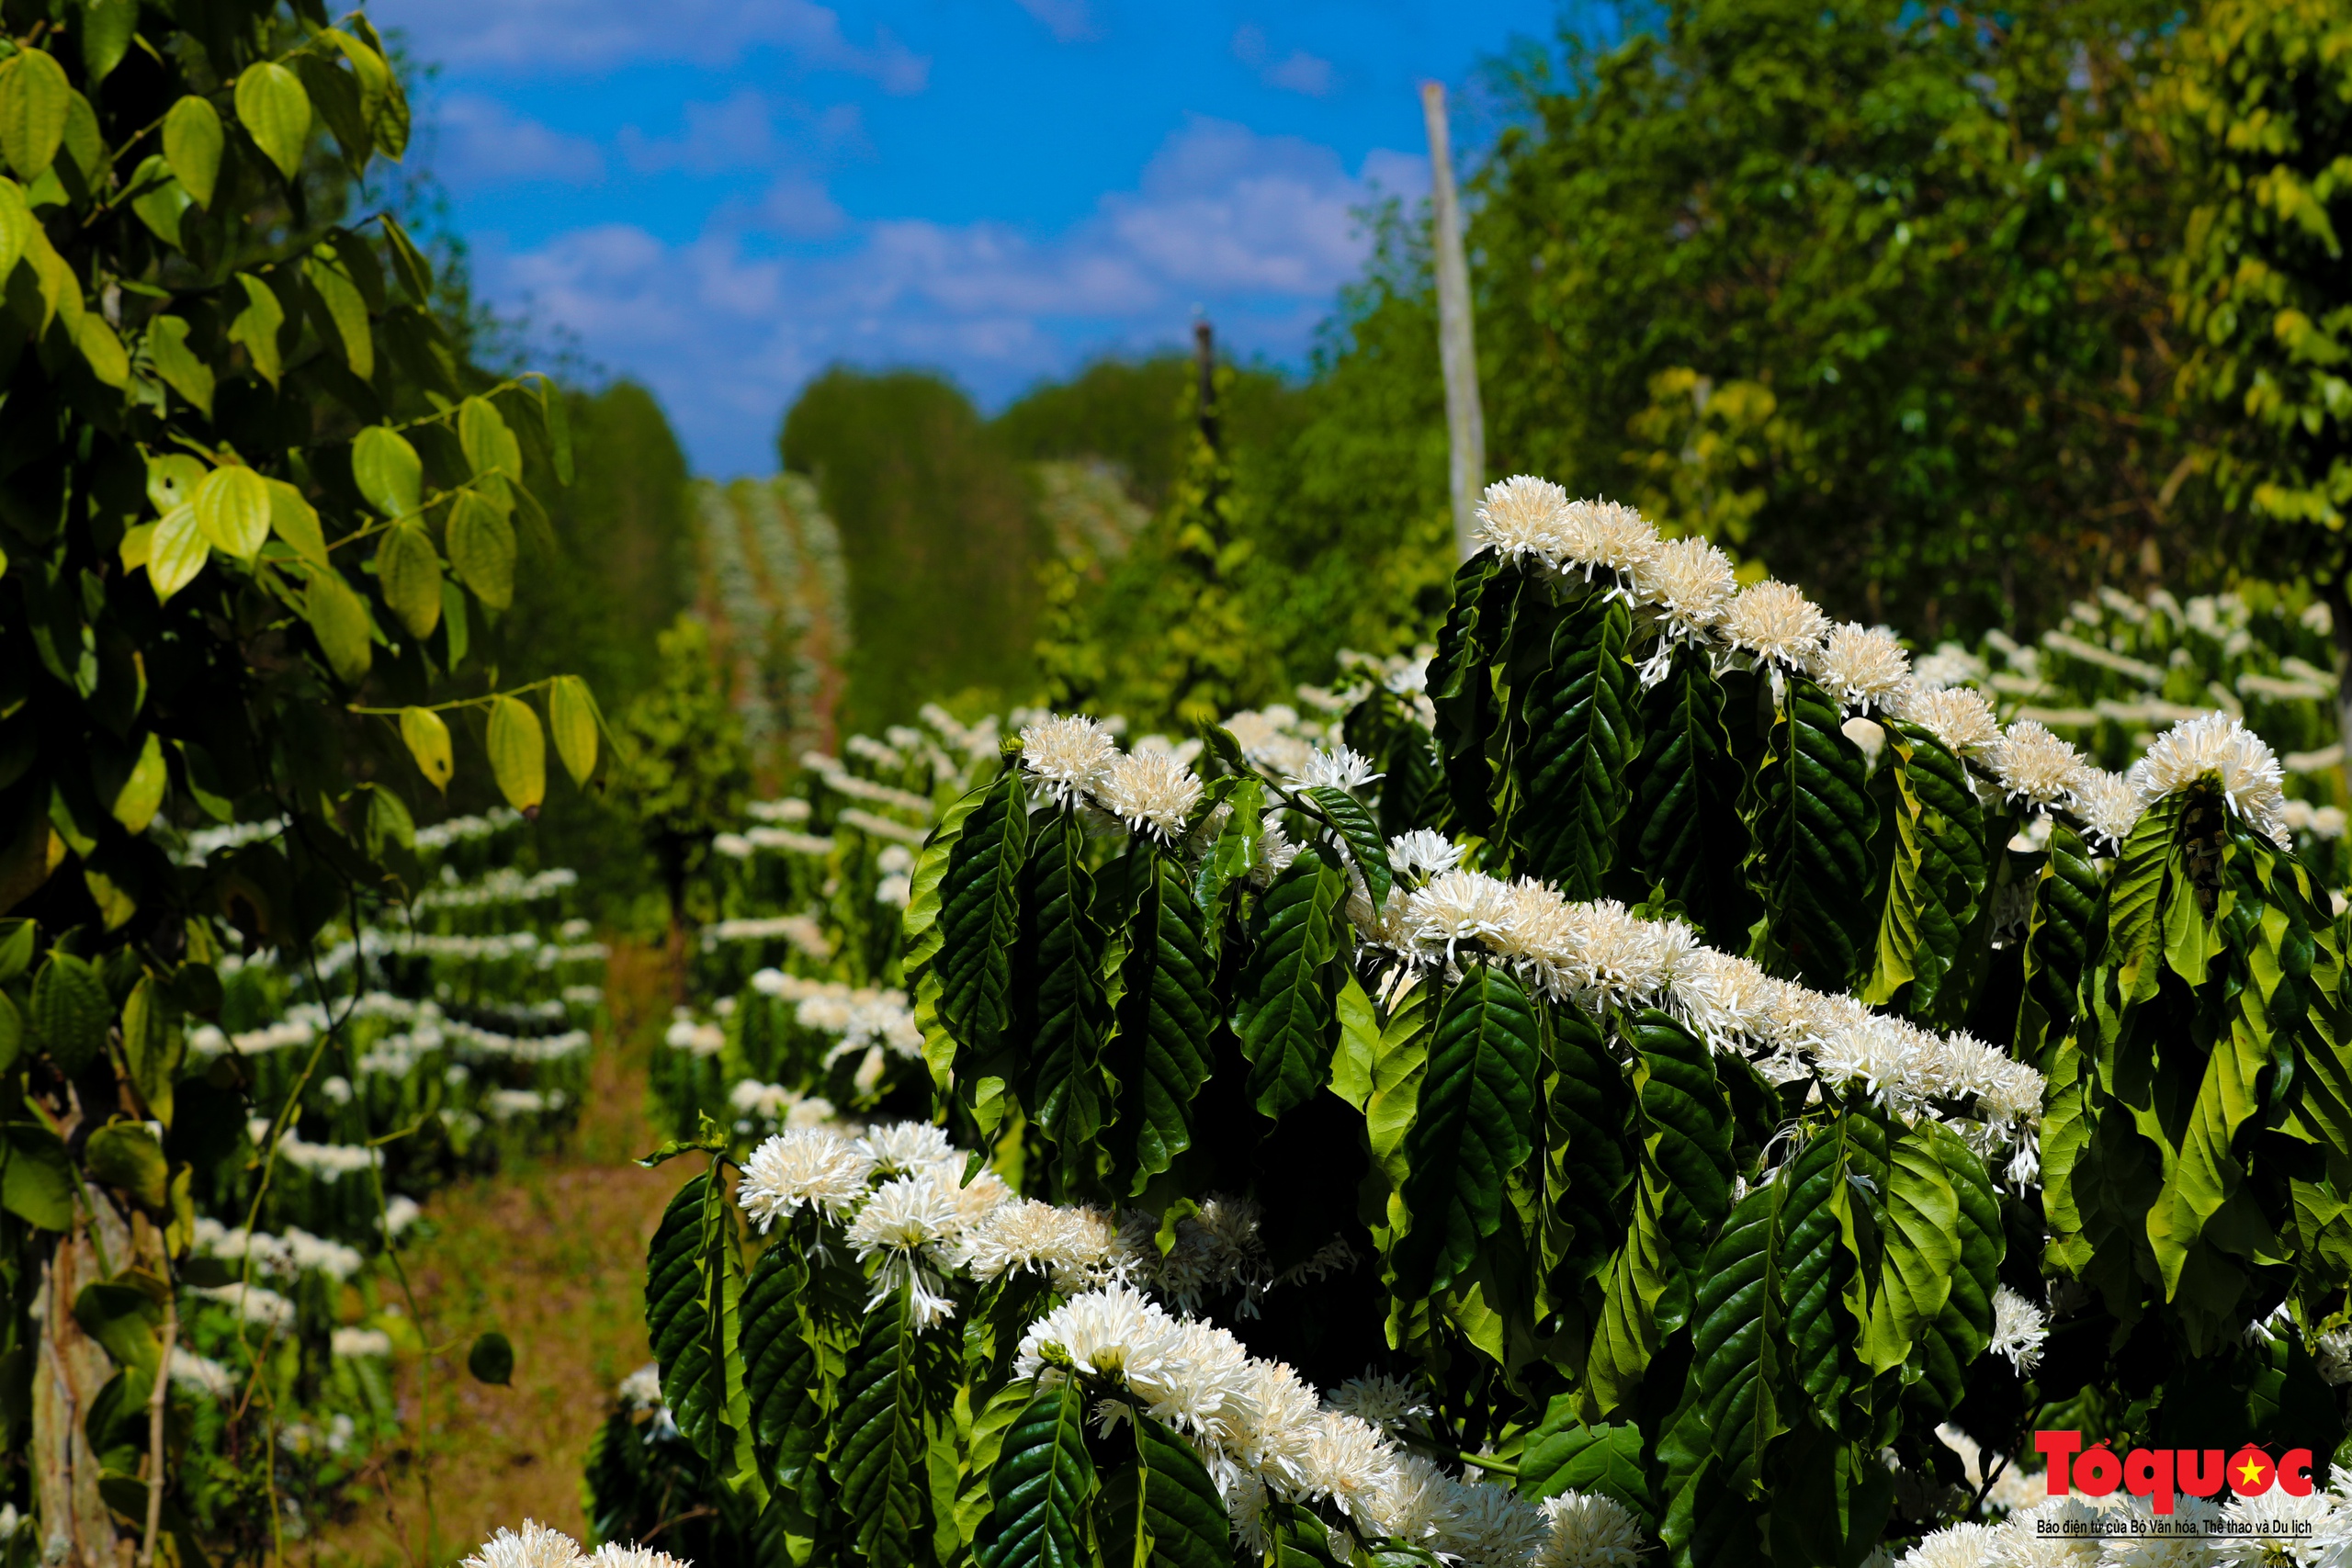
[
  {"xmin": 2167, "ymin": 0, "xmax": 2352, "ymax": 754},
  {"xmin": 614, "ymin": 615, "xmax": 752, "ymax": 987}
]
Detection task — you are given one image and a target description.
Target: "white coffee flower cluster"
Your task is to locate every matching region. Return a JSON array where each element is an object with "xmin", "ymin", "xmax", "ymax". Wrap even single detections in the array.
[
  {"xmin": 746, "ymin": 967, "xmax": 924, "ymax": 1097},
  {"xmin": 1899, "ymin": 1470, "xmax": 2352, "ymax": 1567},
  {"xmin": 461, "ymin": 1521, "xmax": 689, "ymax": 1568},
  {"xmin": 1469, "ymin": 478, "xmax": 2301, "ymax": 853},
  {"xmin": 1018, "ymin": 714, "xmax": 1208, "ymax": 840},
  {"xmin": 1362, "ymin": 860, "xmax": 2043, "ymax": 1153},
  {"xmin": 1016, "ymin": 1284, "xmax": 1645, "ymax": 1565},
  {"xmin": 191, "ymin": 1217, "xmax": 365, "ymax": 1282}
]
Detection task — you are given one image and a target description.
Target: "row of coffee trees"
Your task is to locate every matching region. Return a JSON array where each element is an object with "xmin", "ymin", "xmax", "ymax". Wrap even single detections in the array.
[
  {"xmin": 0, "ymin": 0, "xmax": 616, "ymax": 1562},
  {"xmin": 593, "ymin": 474, "xmax": 2352, "ymax": 1568}
]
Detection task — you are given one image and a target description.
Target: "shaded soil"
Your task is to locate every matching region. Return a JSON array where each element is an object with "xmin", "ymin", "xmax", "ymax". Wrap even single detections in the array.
[{"xmin": 313, "ymin": 942, "xmax": 682, "ymax": 1568}]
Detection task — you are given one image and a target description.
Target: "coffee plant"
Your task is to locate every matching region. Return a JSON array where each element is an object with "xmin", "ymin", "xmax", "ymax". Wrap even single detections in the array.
[
  {"xmin": 600, "ymin": 478, "xmax": 2352, "ymax": 1568},
  {"xmin": 0, "ymin": 0, "xmax": 605, "ymax": 1560}
]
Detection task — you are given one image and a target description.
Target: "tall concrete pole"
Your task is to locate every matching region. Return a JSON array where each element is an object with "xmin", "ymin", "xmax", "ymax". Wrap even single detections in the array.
[{"xmin": 1422, "ymin": 80, "xmax": 1485, "ymax": 562}]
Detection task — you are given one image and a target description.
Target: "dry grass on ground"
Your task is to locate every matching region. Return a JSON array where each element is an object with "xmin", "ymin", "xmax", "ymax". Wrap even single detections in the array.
[{"xmin": 312, "ymin": 942, "xmax": 681, "ymax": 1568}]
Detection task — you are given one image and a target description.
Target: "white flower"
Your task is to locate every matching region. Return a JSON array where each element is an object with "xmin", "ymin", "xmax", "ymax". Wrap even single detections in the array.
[
  {"xmin": 1898, "ymin": 1521, "xmax": 2007, "ymax": 1568},
  {"xmin": 855, "ymin": 1120, "xmax": 957, "ymax": 1177},
  {"xmin": 1016, "ymin": 1284, "xmax": 1189, "ymax": 1403},
  {"xmin": 1363, "ymin": 1452, "xmax": 1453, "ymax": 1545},
  {"xmin": 1632, "ymin": 535, "xmax": 1739, "ymax": 645},
  {"xmin": 1555, "ymin": 498, "xmax": 1661, "ymax": 587},
  {"xmin": 1439, "ymin": 1477, "xmax": 1549, "ymax": 1568},
  {"xmin": 587, "ymin": 1547, "xmax": 692, "ymax": 1568},
  {"xmin": 2218, "ymin": 1485, "xmax": 2330, "ymax": 1566},
  {"xmin": 2312, "ymin": 1324, "xmax": 2352, "ymax": 1386},
  {"xmin": 957, "ymin": 1199, "xmax": 1119, "ymax": 1289},
  {"xmin": 1252, "ymin": 813, "xmax": 1300, "ymax": 885},
  {"xmin": 1230, "ymin": 1359, "xmax": 1320, "ymax": 1492},
  {"xmin": 1669, "ymin": 948, "xmax": 1777, "ymax": 1053},
  {"xmin": 847, "ymin": 1173, "xmax": 966, "ymax": 1328},
  {"xmin": 2105, "ymin": 1495, "xmax": 2221, "ymax": 1566},
  {"xmin": 1990, "ymin": 720, "xmax": 2091, "ymax": 810},
  {"xmin": 1096, "ymin": 752, "xmax": 1204, "ymax": 840},
  {"xmin": 332, "ymin": 1326, "xmax": 393, "ymax": 1359},
  {"xmin": 1296, "ymin": 1410, "xmax": 1400, "ymax": 1529},
  {"xmin": 1533, "ymin": 1489, "xmax": 1645, "ymax": 1568},
  {"xmin": 1993, "ymin": 1497, "xmax": 2106, "ymax": 1566},
  {"xmin": 2070, "ymin": 771, "xmax": 2143, "ymax": 852},
  {"xmin": 463, "ymin": 1522, "xmax": 583, "ymax": 1568},
  {"xmin": 1407, "ymin": 870, "xmax": 1512, "ymax": 954},
  {"xmin": 1325, "ymin": 1372, "xmax": 1430, "ymax": 1435},
  {"xmin": 1893, "ymin": 684, "xmax": 2002, "ymax": 758},
  {"xmin": 1720, "ymin": 580, "xmax": 1831, "ymax": 668},
  {"xmin": 1988, "ymin": 1286, "xmax": 2048, "ymax": 1374},
  {"xmin": 1813, "ymin": 623, "xmax": 1913, "ymax": 713},
  {"xmin": 1129, "ymin": 1317, "xmax": 1256, "ymax": 1446},
  {"xmin": 1288, "ymin": 745, "xmax": 1383, "ymax": 793},
  {"xmin": 1387, "ymin": 829, "xmax": 1463, "ymax": 882},
  {"xmin": 740, "ymin": 1127, "xmax": 876, "ymax": 1229},
  {"xmin": 1019, "ymin": 714, "xmax": 1118, "ymax": 806},
  {"xmin": 2128, "ymin": 713, "xmax": 2289, "ymax": 848},
  {"xmin": 1474, "ymin": 475, "xmax": 1571, "ymax": 563}
]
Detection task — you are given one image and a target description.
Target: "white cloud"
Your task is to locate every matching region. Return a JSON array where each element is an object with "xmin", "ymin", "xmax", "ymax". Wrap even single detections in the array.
[
  {"xmin": 1012, "ymin": 0, "xmax": 1097, "ymax": 43},
  {"xmin": 1231, "ymin": 24, "xmax": 1337, "ymax": 97},
  {"xmin": 424, "ymin": 95, "xmax": 605, "ymax": 185},
  {"xmin": 476, "ymin": 118, "xmax": 1412, "ymax": 474},
  {"xmin": 377, "ymin": 0, "xmax": 929, "ymax": 86},
  {"xmin": 618, "ymin": 90, "xmax": 777, "ymax": 175}
]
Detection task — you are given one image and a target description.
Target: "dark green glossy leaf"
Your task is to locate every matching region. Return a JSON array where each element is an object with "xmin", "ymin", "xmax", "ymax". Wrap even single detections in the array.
[
  {"xmin": 1689, "ymin": 1184, "xmax": 1782, "ymax": 1494},
  {"xmin": 1393, "ymin": 962, "xmax": 1541, "ymax": 1299},
  {"xmin": 978, "ymin": 1374, "xmax": 1094, "ymax": 1568},
  {"xmin": 835, "ymin": 1287, "xmax": 945, "ymax": 1568},
  {"xmin": 1018, "ymin": 809, "xmax": 1109, "ymax": 1168},
  {"xmin": 936, "ymin": 765, "xmax": 1030, "ymax": 1055},
  {"xmin": 1430, "ymin": 550, "xmax": 1505, "ymax": 833},
  {"xmin": 742, "ymin": 1236, "xmax": 825, "ymax": 1489},
  {"xmin": 1105, "ymin": 852, "xmax": 1217, "ymax": 1193},
  {"xmin": 1512, "ymin": 592, "xmax": 1638, "ymax": 897},
  {"xmin": 1234, "ymin": 846, "xmax": 1347, "ymax": 1118},
  {"xmin": 1298, "ymin": 784, "xmax": 1392, "ymax": 906},
  {"xmin": 1745, "ymin": 674, "xmax": 1874, "ymax": 991},
  {"xmin": 1632, "ymin": 648, "xmax": 1753, "ymax": 949}
]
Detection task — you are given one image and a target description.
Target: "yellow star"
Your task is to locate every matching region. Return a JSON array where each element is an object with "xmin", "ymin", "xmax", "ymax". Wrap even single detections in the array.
[{"xmin": 2236, "ymin": 1455, "xmax": 2268, "ymax": 1488}]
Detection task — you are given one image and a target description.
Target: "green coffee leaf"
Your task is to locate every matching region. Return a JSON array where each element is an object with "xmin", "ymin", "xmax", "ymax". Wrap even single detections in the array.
[
  {"xmin": 294, "ymin": 51, "xmax": 370, "ymax": 170},
  {"xmin": 147, "ymin": 453, "xmax": 206, "ymax": 514},
  {"xmin": 1631, "ymin": 648, "xmax": 1754, "ymax": 949},
  {"xmin": 487, "ymin": 694, "xmax": 546, "ymax": 814},
  {"xmin": 1015, "ymin": 809, "xmax": 1107, "ymax": 1169},
  {"xmin": 85, "ymin": 1121, "xmax": 169, "ymax": 1208},
  {"xmin": 83, "ymin": 0, "xmax": 140, "ymax": 85},
  {"xmin": 111, "ymin": 732, "xmax": 167, "ymax": 834},
  {"xmin": 936, "ymin": 765, "xmax": 1030, "ymax": 1058},
  {"xmin": 1127, "ymin": 1409, "xmax": 1228, "ymax": 1568},
  {"xmin": 1858, "ymin": 1121, "xmax": 1958, "ymax": 1373},
  {"xmin": 351, "ymin": 425, "xmax": 421, "ymax": 517},
  {"xmin": 378, "ymin": 211, "xmax": 434, "ymax": 304},
  {"xmin": 145, "ymin": 316, "xmax": 215, "ymax": 418},
  {"xmin": 0, "ymin": 921, "xmax": 32, "ymax": 982},
  {"xmin": 146, "ymin": 503, "xmax": 209, "ymax": 602},
  {"xmin": 266, "ymin": 479, "xmax": 328, "ymax": 569},
  {"xmin": 374, "ymin": 520, "xmax": 441, "ymax": 638},
  {"xmin": 345, "ymin": 15, "xmax": 410, "ymax": 156},
  {"xmin": 977, "ymin": 1373, "xmax": 1093, "ymax": 1568},
  {"xmin": 0, "ymin": 992, "xmax": 23, "ymax": 1075},
  {"xmin": 1298, "ymin": 784, "xmax": 1393, "ymax": 906},
  {"xmin": 446, "ymin": 490, "xmax": 515, "ymax": 609},
  {"xmin": 548, "ymin": 675, "xmax": 599, "ymax": 786},
  {"xmin": 468, "ymin": 1331, "xmax": 514, "ymax": 1386},
  {"xmin": 230, "ymin": 273, "xmax": 286, "ymax": 386},
  {"xmin": 1746, "ymin": 673, "xmax": 1874, "ymax": 991},
  {"xmin": 400, "ymin": 706, "xmax": 453, "ymax": 792},
  {"xmin": 1512, "ymin": 593, "xmax": 1640, "ymax": 897},
  {"xmin": 741, "ymin": 1238, "xmax": 824, "ymax": 1488},
  {"xmin": 234, "ymin": 62, "xmax": 310, "ymax": 180},
  {"xmin": 306, "ymin": 244, "xmax": 373, "ymax": 379},
  {"xmin": 32, "ymin": 951, "xmax": 108, "ymax": 1075},
  {"xmin": 305, "ymin": 567, "xmax": 372, "ymax": 685},
  {"xmin": 0, "ymin": 49, "xmax": 69, "ymax": 181},
  {"xmin": 1392, "ymin": 961, "xmax": 1541, "ymax": 1299},
  {"xmin": 75, "ymin": 314, "xmax": 129, "ymax": 389},
  {"xmin": 1104, "ymin": 852, "xmax": 1218, "ymax": 1194},
  {"xmin": 1234, "ymin": 845, "xmax": 1346, "ymax": 1117},
  {"xmin": 126, "ymin": 153, "xmax": 188, "ymax": 248},
  {"xmin": 1687, "ymin": 1184, "xmax": 1783, "ymax": 1494},
  {"xmin": 162, "ymin": 96, "xmax": 223, "ymax": 207},
  {"xmin": 195, "ymin": 466, "xmax": 270, "ymax": 562}
]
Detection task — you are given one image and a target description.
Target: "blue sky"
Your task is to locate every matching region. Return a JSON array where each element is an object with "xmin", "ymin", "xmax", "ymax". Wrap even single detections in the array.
[{"xmin": 374, "ymin": 0, "xmax": 1570, "ymax": 476}]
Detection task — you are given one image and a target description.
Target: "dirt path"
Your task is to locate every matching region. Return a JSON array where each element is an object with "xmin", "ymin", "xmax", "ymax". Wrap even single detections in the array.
[{"xmin": 315, "ymin": 945, "xmax": 682, "ymax": 1568}]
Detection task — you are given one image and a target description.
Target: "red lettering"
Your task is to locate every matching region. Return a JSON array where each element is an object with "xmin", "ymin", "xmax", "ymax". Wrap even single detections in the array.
[
  {"xmin": 2077, "ymin": 1445, "xmax": 2121, "ymax": 1496},
  {"xmin": 2179, "ymin": 1450, "xmax": 2226, "ymax": 1498},
  {"xmin": 2125, "ymin": 1448, "xmax": 2177, "ymax": 1515},
  {"xmin": 2227, "ymin": 1446, "xmax": 2274, "ymax": 1497},
  {"xmin": 2036, "ymin": 1429, "xmax": 2083, "ymax": 1493},
  {"xmin": 2279, "ymin": 1449, "xmax": 2314, "ymax": 1497}
]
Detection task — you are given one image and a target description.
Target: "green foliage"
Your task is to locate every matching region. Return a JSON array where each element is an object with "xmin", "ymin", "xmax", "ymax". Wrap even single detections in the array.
[
  {"xmin": 615, "ymin": 615, "xmax": 754, "ymax": 943},
  {"xmin": 782, "ymin": 369, "xmax": 1047, "ymax": 731}
]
